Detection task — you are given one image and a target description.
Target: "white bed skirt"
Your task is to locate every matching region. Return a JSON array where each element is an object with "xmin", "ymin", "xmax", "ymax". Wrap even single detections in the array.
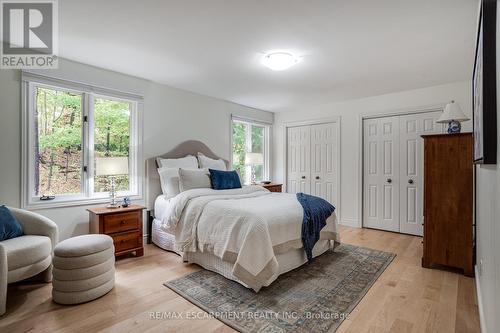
[
  {"xmin": 152, "ymin": 218, "xmax": 335, "ymax": 289},
  {"xmin": 152, "ymin": 218, "xmax": 180, "ymax": 254}
]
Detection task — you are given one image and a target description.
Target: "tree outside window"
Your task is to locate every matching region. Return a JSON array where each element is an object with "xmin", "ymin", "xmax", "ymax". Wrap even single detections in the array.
[{"xmin": 35, "ymin": 87, "xmax": 83, "ymax": 196}]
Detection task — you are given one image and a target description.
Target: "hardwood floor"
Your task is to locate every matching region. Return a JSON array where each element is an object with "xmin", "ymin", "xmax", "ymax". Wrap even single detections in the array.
[
  {"xmin": 0, "ymin": 226, "xmax": 480, "ymax": 333},
  {"xmin": 337, "ymin": 227, "xmax": 480, "ymax": 333}
]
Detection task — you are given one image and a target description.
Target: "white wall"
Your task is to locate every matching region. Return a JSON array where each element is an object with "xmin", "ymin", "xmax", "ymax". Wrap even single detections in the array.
[
  {"xmin": 474, "ymin": 4, "xmax": 500, "ymax": 332},
  {"xmin": 0, "ymin": 59, "xmax": 273, "ymax": 240},
  {"xmin": 273, "ymin": 80, "xmax": 472, "ymax": 226}
]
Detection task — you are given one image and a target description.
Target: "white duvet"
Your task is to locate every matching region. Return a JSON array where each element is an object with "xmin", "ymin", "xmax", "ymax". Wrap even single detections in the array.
[{"xmin": 160, "ymin": 186, "xmax": 339, "ymax": 291}]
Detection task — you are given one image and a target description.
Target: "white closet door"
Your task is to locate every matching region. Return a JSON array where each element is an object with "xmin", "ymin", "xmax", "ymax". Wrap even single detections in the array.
[
  {"xmin": 310, "ymin": 123, "xmax": 337, "ymax": 204},
  {"xmin": 287, "ymin": 126, "xmax": 311, "ymax": 194},
  {"xmin": 399, "ymin": 112, "xmax": 444, "ymax": 235},
  {"xmin": 363, "ymin": 116, "xmax": 400, "ymax": 232}
]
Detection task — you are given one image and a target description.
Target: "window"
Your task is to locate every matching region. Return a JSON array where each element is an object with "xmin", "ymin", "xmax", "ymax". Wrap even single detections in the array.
[
  {"xmin": 232, "ymin": 117, "xmax": 270, "ymax": 184},
  {"xmin": 93, "ymin": 97, "xmax": 132, "ymax": 194},
  {"xmin": 23, "ymin": 75, "xmax": 142, "ymax": 208}
]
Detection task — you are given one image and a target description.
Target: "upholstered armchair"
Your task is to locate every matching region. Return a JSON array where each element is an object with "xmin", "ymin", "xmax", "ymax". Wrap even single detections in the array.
[{"xmin": 0, "ymin": 207, "xmax": 58, "ymax": 315}]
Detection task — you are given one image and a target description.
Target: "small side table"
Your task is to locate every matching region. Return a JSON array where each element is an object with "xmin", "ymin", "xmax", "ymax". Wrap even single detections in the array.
[
  {"xmin": 260, "ymin": 183, "xmax": 283, "ymax": 192},
  {"xmin": 87, "ymin": 204, "xmax": 146, "ymax": 258}
]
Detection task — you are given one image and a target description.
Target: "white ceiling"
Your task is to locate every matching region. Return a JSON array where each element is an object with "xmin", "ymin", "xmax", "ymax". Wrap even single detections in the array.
[{"xmin": 59, "ymin": 0, "xmax": 478, "ymax": 112}]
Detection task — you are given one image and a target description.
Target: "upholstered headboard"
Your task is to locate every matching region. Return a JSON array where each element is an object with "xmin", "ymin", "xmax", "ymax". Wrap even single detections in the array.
[{"xmin": 145, "ymin": 140, "xmax": 229, "ymax": 212}]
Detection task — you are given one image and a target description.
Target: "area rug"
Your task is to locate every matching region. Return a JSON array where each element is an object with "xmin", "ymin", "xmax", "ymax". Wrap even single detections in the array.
[{"xmin": 164, "ymin": 244, "xmax": 395, "ymax": 333}]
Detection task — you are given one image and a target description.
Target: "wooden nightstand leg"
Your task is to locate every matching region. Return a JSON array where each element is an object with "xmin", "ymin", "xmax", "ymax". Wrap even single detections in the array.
[{"xmin": 136, "ymin": 248, "xmax": 144, "ymax": 257}]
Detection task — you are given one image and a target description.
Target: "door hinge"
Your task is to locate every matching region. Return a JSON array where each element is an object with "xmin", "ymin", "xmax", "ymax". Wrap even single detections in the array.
[
  {"xmin": 83, "ymin": 166, "xmax": 88, "ymax": 172},
  {"xmin": 84, "ymin": 116, "xmax": 88, "ymax": 122}
]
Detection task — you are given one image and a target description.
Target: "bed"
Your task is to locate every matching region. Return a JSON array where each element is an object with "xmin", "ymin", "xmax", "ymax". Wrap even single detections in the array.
[{"xmin": 146, "ymin": 140, "xmax": 339, "ymax": 291}]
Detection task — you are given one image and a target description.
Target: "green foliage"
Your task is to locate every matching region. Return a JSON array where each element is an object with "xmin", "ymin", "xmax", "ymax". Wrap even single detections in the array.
[
  {"xmin": 252, "ymin": 126, "xmax": 264, "ymax": 153},
  {"xmin": 37, "ymin": 88, "xmax": 82, "ymax": 150},
  {"xmin": 94, "ymin": 98, "xmax": 130, "ymax": 157}
]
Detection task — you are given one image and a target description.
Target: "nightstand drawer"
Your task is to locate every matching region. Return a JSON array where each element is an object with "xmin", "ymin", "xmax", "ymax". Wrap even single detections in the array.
[
  {"xmin": 104, "ymin": 212, "xmax": 140, "ymax": 234},
  {"xmin": 112, "ymin": 231, "xmax": 142, "ymax": 253}
]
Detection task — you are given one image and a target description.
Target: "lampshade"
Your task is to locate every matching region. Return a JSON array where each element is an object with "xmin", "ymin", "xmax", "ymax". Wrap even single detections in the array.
[
  {"xmin": 245, "ymin": 152, "xmax": 264, "ymax": 165},
  {"xmin": 436, "ymin": 101, "xmax": 469, "ymax": 123},
  {"xmin": 95, "ymin": 157, "xmax": 129, "ymax": 176}
]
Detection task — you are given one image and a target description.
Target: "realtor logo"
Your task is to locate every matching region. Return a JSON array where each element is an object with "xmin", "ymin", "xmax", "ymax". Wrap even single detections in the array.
[{"xmin": 1, "ymin": 0, "xmax": 58, "ymax": 68}]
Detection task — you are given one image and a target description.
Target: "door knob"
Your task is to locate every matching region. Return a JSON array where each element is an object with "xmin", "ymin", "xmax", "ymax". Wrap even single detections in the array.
[
  {"xmin": 315, "ymin": 176, "xmax": 320, "ymax": 180},
  {"xmin": 408, "ymin": 179, "xmax": 414, "ymax": 184},
  {"xmin": 301, "ymin": 176, "xmax": 306, "ymax": 179},
  {"xmin": 387, "ymin": 178, "xmax": 392, "ymax": 183}
]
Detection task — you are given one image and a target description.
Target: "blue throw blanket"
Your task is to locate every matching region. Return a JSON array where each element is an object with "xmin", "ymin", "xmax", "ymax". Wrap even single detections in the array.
[{"xmin": 296, "ymin": 193, "xmax": 335, "ymax": 262}]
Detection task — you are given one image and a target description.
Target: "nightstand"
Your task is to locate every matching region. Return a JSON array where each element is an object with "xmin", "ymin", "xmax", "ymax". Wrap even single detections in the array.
[
  {"xmin": 260, "ymin": 183, "xmax": 283, "ymax": 192},
  {"xmin": 87, "ymin": 204, "xmax": 146, "ymax": 258}
]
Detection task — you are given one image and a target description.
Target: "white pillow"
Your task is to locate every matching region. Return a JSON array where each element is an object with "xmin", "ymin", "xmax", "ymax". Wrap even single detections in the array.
[
  {"xmin": 157, "ymin": 167, "xmax": 181, "ymax": 199},
  {"xmin": 178, "ymin": 168, "xmax": 211, "ymax": 192},
  {"xmin": 157, "ymin": 155, "xmax": 198, "ymax": 169},
  {"xmin": 197, "ymin": 153, "xmax": 227, "ymax": 171}
]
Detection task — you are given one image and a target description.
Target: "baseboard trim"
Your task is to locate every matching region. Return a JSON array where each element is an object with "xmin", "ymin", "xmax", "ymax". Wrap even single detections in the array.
[
  {"xmin": 339, "ymin": 218, "xmax": 361, "ymax": 228},
  {"xmin": 475, "ymin": 265, "xmax": 486, "ymax": 333}
]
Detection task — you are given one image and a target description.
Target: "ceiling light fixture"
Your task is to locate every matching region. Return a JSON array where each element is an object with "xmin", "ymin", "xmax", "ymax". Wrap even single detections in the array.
[{"xmin": 262, "ymin": 52, "xmax": 300, "ymax": 71}]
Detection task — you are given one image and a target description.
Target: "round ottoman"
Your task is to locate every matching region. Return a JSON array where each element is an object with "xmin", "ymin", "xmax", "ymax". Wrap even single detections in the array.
[{"xmin": 52, "ymin": 234, "xmax": 115, "ymax": 305}]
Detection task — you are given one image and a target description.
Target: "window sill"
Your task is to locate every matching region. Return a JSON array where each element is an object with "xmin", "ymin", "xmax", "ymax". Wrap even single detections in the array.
[{"xmin": 23, "ymin": 194, "xmax": 142, "ymax": 211}]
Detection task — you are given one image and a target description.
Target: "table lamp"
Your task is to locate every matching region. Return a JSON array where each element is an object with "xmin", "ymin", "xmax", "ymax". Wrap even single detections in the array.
[
  {"xmin": 245, "ymin": 152, "xmax": 263, "ymax": 184},
  {"xmin": 436, "ymin": 100, "xmax": 469, "ymax": 134},
  {"xmin": 95, "ymin": 156, "xmax": 129, "ymax": 208}
]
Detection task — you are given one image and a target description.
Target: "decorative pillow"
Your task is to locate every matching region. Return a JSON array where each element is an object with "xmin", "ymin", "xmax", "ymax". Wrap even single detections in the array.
[
  {"xmin": 157, "ymin": 155, "xmax": 198, "ymax": 169},
  {"xmin": 178, "ymin": 168, "xmax": 211, "ymax": 192},
  {"xmin": 158, "ymin": 167, "xmax": 182, "ymax": 199},
  {"xmin": 197, "ymin": 153, "xmax": 227, "ymax": 171},
  {"xmin": 0, "ymin": 205, "xmax": 24, "ymax": 241},
  {"xmin": 209, "ymin": 169, "xmax": 242, "ymax": 190}
]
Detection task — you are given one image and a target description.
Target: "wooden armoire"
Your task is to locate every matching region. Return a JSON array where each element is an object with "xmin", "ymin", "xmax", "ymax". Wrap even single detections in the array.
[{"xmin": 421, "ymin": 133, "xmax": 474, "ymax": 276}]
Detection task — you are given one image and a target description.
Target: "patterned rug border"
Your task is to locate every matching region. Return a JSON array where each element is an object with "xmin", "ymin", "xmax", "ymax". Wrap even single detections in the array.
[{"xmin": 164, "ymin": 244, "xmax": 396, "ymax": 333}]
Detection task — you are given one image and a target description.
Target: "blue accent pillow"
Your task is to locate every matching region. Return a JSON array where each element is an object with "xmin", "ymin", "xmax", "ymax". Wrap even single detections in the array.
[
  {"xmin": 209, "ymin": 169, "xmax": 242, "ymax": 190},
  {"xmin": 0, "ymin": 206, "xmax": 23, "ymax": 241}
]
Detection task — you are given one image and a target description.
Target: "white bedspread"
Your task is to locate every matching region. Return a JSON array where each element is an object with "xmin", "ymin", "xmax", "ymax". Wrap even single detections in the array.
[
  {"xmin": 154, "ymin": 194, "xmax": 172, "ymax": 222},
  {"xmin": 160, "ymin": 186, "xmax": 339, "ymax": 291}
]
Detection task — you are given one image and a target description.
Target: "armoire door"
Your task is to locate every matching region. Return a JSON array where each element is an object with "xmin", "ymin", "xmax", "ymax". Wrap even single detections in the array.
[
  {"xmin": 287, "ymin": 126, "xmax": 311, "ymax": 194},
  {"xmin": 310, "ymin": 123, "xmax": 337, "ymax": 204},
  {"xmin": 398, "ymin": 112, "xmax": 444, "ymax": 235},
  {"xmin": 363, "ymin": 116, "xmax": 400, "ymax": 232}
]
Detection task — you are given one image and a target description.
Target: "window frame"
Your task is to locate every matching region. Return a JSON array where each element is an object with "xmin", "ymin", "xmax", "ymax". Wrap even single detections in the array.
[
  {"xmin": 21, "ymin": 73, "xmax": 143, "ymax": 209},
  {"xmin": 230, "ymin": 116, "xmax": 271, "ymax": 185}
]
